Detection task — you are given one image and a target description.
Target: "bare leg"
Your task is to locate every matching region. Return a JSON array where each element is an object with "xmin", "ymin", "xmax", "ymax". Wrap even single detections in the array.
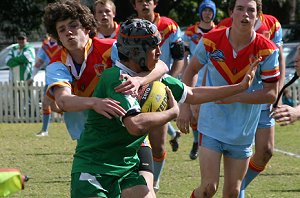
[
  {"xmin": 223, "ymin": 156, "xmax": 250, "ymax": 198},
  {"xmin": 193, "ymin": 146, "xmax": 221, "ymax": 198}
]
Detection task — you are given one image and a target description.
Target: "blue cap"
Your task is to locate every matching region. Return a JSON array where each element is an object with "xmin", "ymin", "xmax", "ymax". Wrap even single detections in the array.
[{"xmin": 198, "ymin": 0, "xmax": 216, "ymax": 21}]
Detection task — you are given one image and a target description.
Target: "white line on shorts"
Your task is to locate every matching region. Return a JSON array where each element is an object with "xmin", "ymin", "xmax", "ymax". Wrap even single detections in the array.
[{"xmin": 274, "ymin": 148, "xmax": 300, "ymax": 158}]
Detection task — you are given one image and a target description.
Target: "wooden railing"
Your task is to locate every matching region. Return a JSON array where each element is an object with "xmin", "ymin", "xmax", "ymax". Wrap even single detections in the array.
[{"xmin": 0, "ymin": 81, "xmax": 63, "ymax": 123}]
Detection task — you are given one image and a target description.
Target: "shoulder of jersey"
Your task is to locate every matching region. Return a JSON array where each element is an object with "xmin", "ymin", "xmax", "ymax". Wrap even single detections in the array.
[{"xmin": 159, "ymin": 16, "xmax": 179, "ymax": 27}]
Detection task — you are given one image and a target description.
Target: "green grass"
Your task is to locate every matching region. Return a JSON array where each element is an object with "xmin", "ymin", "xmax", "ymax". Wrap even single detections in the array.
[{"xmin": 1, "ymin": 122, "xmax": 300, "ymax": 197}]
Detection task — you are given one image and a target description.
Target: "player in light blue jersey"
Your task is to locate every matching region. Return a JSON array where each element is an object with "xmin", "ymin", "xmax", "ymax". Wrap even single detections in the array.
[
  {"xmin": 182, "ymin": 0, "xmax": 217, "ymax": 160},
  {"xmin": 30, "ymin": 34, "xmax": 62, "ymax": 137},
  {"xmin": 178, "ymin": 0, "xmax": 280, "ymax": 197},
  {"xmin": 43, "ymin": 0, "xmax": 169, "ymax": 141}
]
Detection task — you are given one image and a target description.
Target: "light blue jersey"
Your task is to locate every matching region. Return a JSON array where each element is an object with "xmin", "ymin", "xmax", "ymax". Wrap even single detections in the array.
[
  {"xmin": 182, "ymin": 23, "xmax": 215, "ymax": 87},
  {"xmin": 195, "ymin": 29, "xmax": 279, "ymax": 145},
  {"xmin": 37, "ymin": 47, "xmax": 51, "ymax": 65},
  {"xmin": 46, "ymin": 62, "xmax": 88, "ymax": 140}
]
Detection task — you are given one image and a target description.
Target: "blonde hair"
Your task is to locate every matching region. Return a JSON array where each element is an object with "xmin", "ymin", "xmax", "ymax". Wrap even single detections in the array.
[{"xmin": 94, "ymin": 0, "xmax": 116, "ymax": 14}]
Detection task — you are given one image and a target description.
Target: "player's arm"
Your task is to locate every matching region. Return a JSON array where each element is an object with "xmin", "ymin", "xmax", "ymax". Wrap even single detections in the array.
[
  {"xmin": 176, "ymin": 55, "xmax": 203, "ymax": 133},
  {"xmin": 28, "ymin": 58, "xmax": 45, "ymax": 85},
  {"xmin": 123, "ymin": 87, "xmax": 179, "ymax": 136},
  {"xmin": 277, "ymin": 45, "xmax": 286, "ymax": 105},
  {"xmin": 183, "ymin": 45, "xmax": 191, "ymax": 74},
  {"xmin": 6, "ymin": 54, "xmax": 27, "ymax": 67},
  {"xmin": 169, "ymin": 40, "xmax": 185, "ymax": 78},
  {"xmin": 217, "ymin": 81, "xmax": 278, "ymax": 104},
  {"xmin": 52, "ymin": 86, "xmax": 126, "ymax": 119},
  {"xmin": 114, "ymin": 59, "xmax": 169, "ymax": 95}
]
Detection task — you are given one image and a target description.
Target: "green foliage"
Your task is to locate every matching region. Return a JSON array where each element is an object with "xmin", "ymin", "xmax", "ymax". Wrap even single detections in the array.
[
  {"xmin": 169, "ymin": 0, "xmax": 199, "ymax": 27},
  {"xmin": 0, "ymin": 0, "xmax": 46, "ymax": 40},
  {"xmin": 167, "ymin": 0, "xmax": 230, "ymax": 27},
  {"xmin": 1, "ymin": 122, "xmax": 300, "ymax": 197}
]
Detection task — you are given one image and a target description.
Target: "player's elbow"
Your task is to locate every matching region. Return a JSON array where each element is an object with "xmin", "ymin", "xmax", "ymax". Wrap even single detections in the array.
[
  {"xmin": 126, "ymin": 124, "xmax": 145, "ymax": 136},
  {"xmin": 127, "ymin": 127, "xmax": 145, "ymax": 136},
  {"xmin": 124, "ymin": 117, "xmax": 147, "ymax": 136},
  {"xmin": 264, "ymin": 92, "xmax": 277, "ymax": 104},
  {"xmin": 267, "ymin": 94, "xmax": 277, "ymax": 104}
]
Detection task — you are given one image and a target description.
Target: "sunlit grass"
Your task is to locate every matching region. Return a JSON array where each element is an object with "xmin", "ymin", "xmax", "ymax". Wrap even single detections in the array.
[{"xmin": 0, "ymin": 122, "xmax": 300, "ymax": 197}]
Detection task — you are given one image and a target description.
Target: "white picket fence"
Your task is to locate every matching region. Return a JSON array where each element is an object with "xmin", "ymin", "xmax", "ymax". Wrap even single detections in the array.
[
  {"xmin": 0, "ymin": 81, "xmax": 63, "ymax": 123},
  {"xmin": 288, "ymin": 82, "xmax": 300, "ymax": 106},
  {"xmin": 1, "ymin": 81, "xmax": 300, "ymax": 123}
]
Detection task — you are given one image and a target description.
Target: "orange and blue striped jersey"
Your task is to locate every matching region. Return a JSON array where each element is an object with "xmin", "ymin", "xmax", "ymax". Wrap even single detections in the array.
[
  {"xmin": 195, "ymin": 28, "xmax": 279, "ymax": 145},
  {"xmin": 46, "ymin": 37, "xmax": 114, "ymax": 140},
  {"xmin": 182, "ymin": 22, "xmax": 216, "ymax": 56},
  {"xmin": 39, "ymin": 38, "xmax": 61, "ymax": 64},
  {"xmin": 48, "ymin": 37, "xmax": 114, "ymax": 98},
  {"xmin": 200, "ymin": 28, "xmax": 280, "ymax": 85},
  {"xmin": 153, "ymin": 13, "xmax": 182, "ymax": 67}
]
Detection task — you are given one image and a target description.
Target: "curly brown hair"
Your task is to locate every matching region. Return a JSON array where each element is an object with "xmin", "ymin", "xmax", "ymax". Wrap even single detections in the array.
[{"xmin": 43, "ymin": 0, "xmax": 97, "ymax": 44}]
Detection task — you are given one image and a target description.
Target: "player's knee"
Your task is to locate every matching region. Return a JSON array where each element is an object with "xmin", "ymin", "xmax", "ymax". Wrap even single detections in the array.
[
  {"xmin": 226, "ymin": 187, "xmax": 240, "ymax": 198},
  {"xmin": 202, "ymin": 183, "xmax": 218, "ymax": 197},
  {"xmin": 121, "ymin": 185, "xmax": 150, "ymax": 198},
  {"xmin": 262, "ymin": 147, "xmax": 273, "ymax": 163},
  {"xmin": 153, "ymin": 151, "xmax": 167, "ymax": 162},
  {"xmin": 42, "ymin": 106, "xmax": 51, "ymax": 115},
  {"xmin": 151, "ymin": 146, "xmax": 165, "ymax": 157}
]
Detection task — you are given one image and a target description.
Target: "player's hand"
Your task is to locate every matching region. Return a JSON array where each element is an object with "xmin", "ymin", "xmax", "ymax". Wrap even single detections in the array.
[
  {"xmin": 92, "ymin": 98, "xmax": 126, "ymax": 119},
  {"xmin": 190, "ymin": 104, "xmax": 199, "ymax": 127},
  {"xmin": 176, "ymin": 103, "xmax": 192, "ymax": 134},
  {"xmin": 114, "ymin": 74, "xmax": 141, "ymax": 96},
  {"xmin": 271, "ymin": 105, "xmax": 300, "ymax": 126},
  {"xmin": 165, "ymin": 86, "xmax": 179, "ymax": 117},
  {"xmin": 239, "ymin": 56, "xmax": 262, "ymax": 90}
]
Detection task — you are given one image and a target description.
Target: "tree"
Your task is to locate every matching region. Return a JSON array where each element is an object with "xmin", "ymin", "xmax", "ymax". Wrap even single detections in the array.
[{"xmin": 0, "ymin": 0, "xmax": 45, "ymax": 42}]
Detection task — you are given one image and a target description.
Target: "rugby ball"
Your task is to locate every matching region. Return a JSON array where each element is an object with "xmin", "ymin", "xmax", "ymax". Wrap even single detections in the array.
[{"xmin": 138, "ymin": 81, "xmax": 168, "ymax": 112}]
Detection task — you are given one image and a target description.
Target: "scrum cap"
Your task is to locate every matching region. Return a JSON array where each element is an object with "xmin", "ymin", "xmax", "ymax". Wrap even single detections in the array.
[
  {"xmin": 198, "ymin": 0, "xmax": 216, "ymax": 21},
  {"xmin": 117, "ymin": 18, "xmax": 161, "ymax": 70}
]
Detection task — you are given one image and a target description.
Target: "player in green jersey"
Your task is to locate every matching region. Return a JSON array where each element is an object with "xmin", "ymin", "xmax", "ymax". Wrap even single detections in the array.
[{"xmin": 71, "ymin": 18, "xmax": 260, "ymax": 198}]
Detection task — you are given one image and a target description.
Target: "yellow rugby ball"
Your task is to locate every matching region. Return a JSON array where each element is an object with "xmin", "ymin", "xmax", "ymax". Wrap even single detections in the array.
[{"xmin": 138, "ymin": 81, "xmax": 168, "ymax": 112}]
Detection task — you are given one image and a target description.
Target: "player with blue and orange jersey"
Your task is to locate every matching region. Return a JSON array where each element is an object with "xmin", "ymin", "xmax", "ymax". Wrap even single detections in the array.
[
  {"xmin": 183, "ymin": 0, "xmax": 216, "ymax": 57},
  {"xmin": 30, "ymin": 34, "xmax": 62, "ymax": 137},
  {"xmin": 94, "ymin": 0, "xmax": 120, "ymax": 39},
  {"xmin": 130, "ymin": 0, "xmax": 185, "ymax": 76},
  {"xmin": 177, "ymin": 0, "xmax": 280, "ymax": 197},
  {"xmin": 43, "ymin": 0, "xmax": 168, "ymax": 141},
  {"xmin": 217, "ymin": 2, "xmax": 285, "ymax": 198},
  {"xmin": 182, "ymin": 0, "xmax": 217, "ymax": 160},
  {"xmin": 129, "ymin": 0, "xmax": 185, "ymax": 192}
]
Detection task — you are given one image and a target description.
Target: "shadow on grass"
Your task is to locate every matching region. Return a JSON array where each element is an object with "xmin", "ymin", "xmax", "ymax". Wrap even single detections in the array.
[
  {"xmin": 271, "ymin": 189, "xmax": 300, "ymax": 192},
  {"xmin": 261, "ymin": 172, "xmax": 300, "ymax": 176},
  {"xmin": 26, "ymin": 152, "xmax": 73, "ymax": 156},
  {"xmin": 30, "ymin": 180, "xmax": 70, "ymax": 184}
]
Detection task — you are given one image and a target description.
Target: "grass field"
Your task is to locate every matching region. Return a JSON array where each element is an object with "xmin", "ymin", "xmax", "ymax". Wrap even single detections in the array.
[{"xmin": 1, "ymin": 122, "xmax": 300, "ymax": 198}]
